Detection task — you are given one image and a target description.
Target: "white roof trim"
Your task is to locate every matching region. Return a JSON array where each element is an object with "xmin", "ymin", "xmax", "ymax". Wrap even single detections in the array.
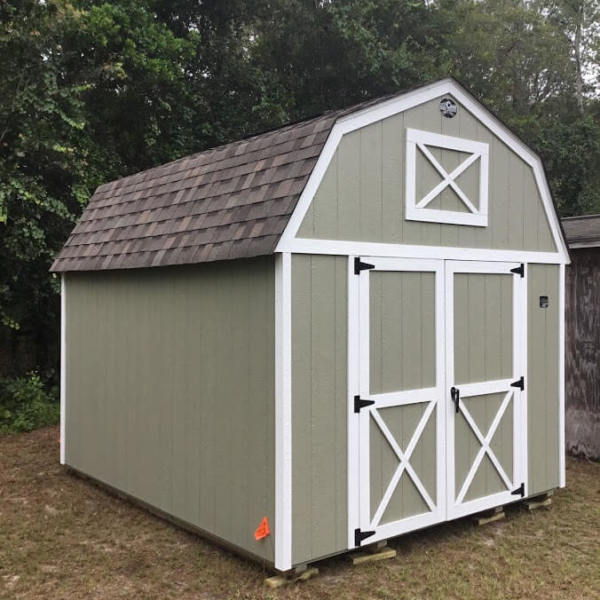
[
  {"xmin": 568, "ymin": 242, "xmax": 600, "ymax": 249},
  {"xmin": 275, "ymin": 79, "xmax": 569, "ymax": 264}
]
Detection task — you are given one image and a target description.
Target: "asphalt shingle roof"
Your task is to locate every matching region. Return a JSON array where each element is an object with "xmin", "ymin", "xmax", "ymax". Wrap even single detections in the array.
[
  {"xmin": 50, "ymin": 111, "xmax": 341, "ymax": 272},
  {"xmin": 562, "ymin": 215, "xmax": 600, "ymax": 249}
]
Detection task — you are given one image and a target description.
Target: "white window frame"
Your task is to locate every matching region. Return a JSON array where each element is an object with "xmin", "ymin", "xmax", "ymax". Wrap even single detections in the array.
[{"xmin": 405, "ymin": 128, "xmax": 489, "ymax": 227}]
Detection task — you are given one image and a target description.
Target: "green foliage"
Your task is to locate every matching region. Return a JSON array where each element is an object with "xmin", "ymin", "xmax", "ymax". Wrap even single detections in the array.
[
  {"xmin": 445, "ymin": 0, "xmax": 600, "ymax": 217},
  {"xmin": 537, "ymin": 116, "xmax": 600, "ymax": 216},
  {"xmin": 250, "ymin": 0, "xmax": 455, "ymax": 118},
  {"xmin": 0, "ymin": 373, "xmax": 59, "ymax": 434},
  {"xmin": 0, "ymin": 0, "xmax": 598, "ymax": 431}
]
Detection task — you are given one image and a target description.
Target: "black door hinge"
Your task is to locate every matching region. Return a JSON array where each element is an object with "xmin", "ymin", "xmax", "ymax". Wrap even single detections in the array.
[
  {"xmin": 354, "ymin": 528, "xmax": 376, "ymax": 547},
  {"xmin": 510, "ymin": 264, "xmax": 525, "ymax": 278},
  {"xmin": 511, "ymin": 376, "xmax": 525, "ymax": 391},
  {"xmin": 511, "ymin": 482, "xmax": 525, "ymax": 497},
  {"xmin": 355, "ymin": 257, "xmax": 375, "ymax": 275},
  {"xmin": 354, "ymin": 395, "xmax": 376, "ymax": 413}
]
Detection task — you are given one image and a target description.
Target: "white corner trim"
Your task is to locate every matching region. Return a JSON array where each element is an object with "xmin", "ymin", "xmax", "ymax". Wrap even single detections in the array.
[
  {"xmin": 275, "ymin": 252, "xmax": 292, "ymax": 571},
  {"xmin": 275, "ymin": 78, "xmax": 569, "ymax": 264},
  {"xmin": 559, "ymin": 263, "xmax": 566, "ymax": 487},
  {"xmin": 60, "ymin": 274, "xmax": 66, "ymax": 465}
]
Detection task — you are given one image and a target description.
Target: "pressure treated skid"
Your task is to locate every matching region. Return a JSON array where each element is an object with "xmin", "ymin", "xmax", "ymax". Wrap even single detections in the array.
[{"xmin": 53, "ymin": 79, "xmax": 568, "ymax": 573}]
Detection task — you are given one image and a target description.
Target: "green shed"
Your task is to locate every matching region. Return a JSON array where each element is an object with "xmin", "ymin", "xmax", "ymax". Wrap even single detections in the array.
[{"xmin": 51, "ymin": 79, "xmax": 569, "ymax": 573}]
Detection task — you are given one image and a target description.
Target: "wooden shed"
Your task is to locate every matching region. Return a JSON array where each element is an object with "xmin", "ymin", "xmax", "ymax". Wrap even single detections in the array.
[
  {"xmin": 51, "ymin": 79, "xmax": 569, "ymax": 573},
  {"xmin": 562, "ymin": 215, "xmax": 600, "ymax": 460}
]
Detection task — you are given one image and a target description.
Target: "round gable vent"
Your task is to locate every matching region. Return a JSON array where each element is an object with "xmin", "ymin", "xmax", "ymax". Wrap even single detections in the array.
[{"xmin": 440, "ymin": 98, "xmax": 457, "ymax": 118}]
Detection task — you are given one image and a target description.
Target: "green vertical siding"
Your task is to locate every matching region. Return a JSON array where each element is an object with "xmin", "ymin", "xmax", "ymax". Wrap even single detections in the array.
[
  {"xmin": 65, "ymin": 258, "xmax": 276, "ymax": 563},
  {"xmin": 454, "ymin": 273, "xmax": 513, "ymax": 385},
  {"xmin": 527, "ymin": 264, "xmax": 561, "ymax": 494},
  {"xmin": 452, "ymin": 272, "xmax": 515, "ymax": 502},
  {"xmin": 291, "ymin": 254, "xmax": 348, "ymax": 565},
  {"xmin": 298, "ymin": 95, "xmax": 557, "ymax": 254},
  {"xmin": 368, "ymin": 269, "xmax": 438, "ymax": 524},
  {"xmin": 369, "ymin": 271, "xmax": 436, "ymax": 394},
  {"xmin": 370, "ymin": 404, "xmax": 437, "ymax": 523},
  {"xmin": 455, "ymin": 394, "xmax": 512, "ymax": 502}
]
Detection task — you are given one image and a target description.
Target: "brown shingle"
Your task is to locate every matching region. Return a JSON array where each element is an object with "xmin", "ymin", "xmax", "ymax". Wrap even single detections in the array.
[
  {"xmin": 562, "ymin": 215, "xmax": 600, "ymax": 248},
  {"xmin": 50, "ymin": 96, "xmax": 400, "ymax": 272}
]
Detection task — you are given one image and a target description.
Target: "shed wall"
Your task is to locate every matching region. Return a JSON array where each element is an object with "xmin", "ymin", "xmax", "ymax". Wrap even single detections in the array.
[
  {"xmin": 298, "ymin": 95, "xmax": 556, "ymax": 254},
  {"xmin": 291, "ymin": 254, "xmax": 348, "ymax": 565},
  {"xmin": 64, "ymin": 258, "xmax": 276, "ymax": 563},
  {"xmin": 527, "ymin": 264, "xmax": 561, "ymax": 494},
  {"xmin": 289, "ymin": 258, "xmax": 562, "ymax": 567},
  {"xmin": 565, "ymin": 249, "xmax": 600, "ymax": 460}
]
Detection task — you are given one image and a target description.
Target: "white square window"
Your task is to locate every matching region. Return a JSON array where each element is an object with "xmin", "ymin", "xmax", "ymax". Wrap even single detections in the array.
[{"xmin": 405, "ymin": 128, "xmax": 489, "ymax": 227}]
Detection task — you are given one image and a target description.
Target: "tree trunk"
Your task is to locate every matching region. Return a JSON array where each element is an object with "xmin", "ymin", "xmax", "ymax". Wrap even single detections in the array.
[{"xmin": 574, "ymin": 2, "xmax": 584, "ymax": 115}]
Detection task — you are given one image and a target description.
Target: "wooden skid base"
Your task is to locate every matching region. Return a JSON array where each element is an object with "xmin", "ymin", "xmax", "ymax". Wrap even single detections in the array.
[
  {"xmin": 472, "ymin": 506, "xmax": 505, "ymax": 526},
  {"xmin": 264, "ymin": 567, "xmax": 319, "ymax": 588},
  {"xmin": 349, "ymin": 548, "xmax": 397, "ymax": 566},
  {"xmin": 523, "ymin": 495, "xmax": 553, "ymax": 511}
]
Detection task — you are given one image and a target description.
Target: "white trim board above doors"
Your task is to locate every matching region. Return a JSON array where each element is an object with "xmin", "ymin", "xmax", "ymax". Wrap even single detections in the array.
[{"xmin": 287, "ymin": 240, "xmax": 566, "ymax": 265}]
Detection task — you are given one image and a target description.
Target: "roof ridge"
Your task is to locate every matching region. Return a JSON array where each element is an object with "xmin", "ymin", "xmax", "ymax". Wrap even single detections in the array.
[
  {"xmin": 562, "ymin": 214, "xmax": 600, "ymax": 221},
  {"xmin": 96, "ymin": 111, "xmax": 338, "ymax": 193}
]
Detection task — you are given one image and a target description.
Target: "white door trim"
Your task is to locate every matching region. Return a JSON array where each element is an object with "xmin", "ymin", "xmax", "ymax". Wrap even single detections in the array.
[
  {"xmin": 445, "ymin": 260, "xmax": 527, "ymax": 520},
  {"xmin": 347, "ymin": 256, "xmax": 361, "ymax": 549},
  {"xmin": 349, "ymin": 257, "xmax": 446, "ymax": 547}
]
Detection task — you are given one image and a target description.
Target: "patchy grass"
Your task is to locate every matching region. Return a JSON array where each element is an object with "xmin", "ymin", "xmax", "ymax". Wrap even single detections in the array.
[{"xmin": 1, "ymin": 427, "xmax": 598, "ymax": 600}]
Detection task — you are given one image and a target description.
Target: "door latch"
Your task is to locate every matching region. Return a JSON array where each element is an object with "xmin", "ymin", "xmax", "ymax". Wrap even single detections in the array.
[{"xmin": 450, "ymin": 386, "xmax": 460, "ymax": 414}]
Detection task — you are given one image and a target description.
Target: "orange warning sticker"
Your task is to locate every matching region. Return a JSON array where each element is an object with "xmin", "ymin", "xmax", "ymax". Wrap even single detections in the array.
[{"xmin": 254, "ymin": 516, "xmax": 270, "ymax": 541}]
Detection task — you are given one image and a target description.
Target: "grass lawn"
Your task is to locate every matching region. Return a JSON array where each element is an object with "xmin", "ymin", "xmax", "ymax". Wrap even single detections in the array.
[{"xmin": 1, "ymin": 427, "xmax": 598, "ymax": 600}]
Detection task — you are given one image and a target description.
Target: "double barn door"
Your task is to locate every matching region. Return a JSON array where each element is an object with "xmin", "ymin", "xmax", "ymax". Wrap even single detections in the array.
[{"xmin": 353, "ymin": 258, "xmax": 527, "ymax": 546}]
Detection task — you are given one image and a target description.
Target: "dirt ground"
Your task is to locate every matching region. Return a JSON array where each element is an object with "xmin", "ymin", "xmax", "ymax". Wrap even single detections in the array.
[{"xmin": 1, "ymin": 426, "xmax": 598, "ymax": 600}]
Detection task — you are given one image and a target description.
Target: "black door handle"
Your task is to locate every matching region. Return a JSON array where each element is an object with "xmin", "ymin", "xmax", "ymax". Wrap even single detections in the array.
[{"xmin": 450, "ymin": 387, "xmax": 460, "ymax": 413}]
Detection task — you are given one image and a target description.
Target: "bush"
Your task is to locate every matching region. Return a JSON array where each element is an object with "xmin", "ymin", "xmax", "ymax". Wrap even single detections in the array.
[{"xmin": 0, "ymin": 373, "xmax": 59, "ymax": 434}]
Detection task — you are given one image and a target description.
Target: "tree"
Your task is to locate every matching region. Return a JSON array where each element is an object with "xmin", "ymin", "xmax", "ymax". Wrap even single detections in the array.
[
  {"xmin": 445, "ymin": 0, "xmax": 600, "ymax": 215},
  {"xmin": 0, "ymin": 0, "xmax": 197, "ymax": 376},
  {"xmin": 1, "ymin": 0, "xmax": 598, "ymax": 392},
  {"xmin": 249, "ymin": 0, "xmax": 454, "ymax": 119},
  {"xmin": 541, "ymin": 0, "xmax": 600, "ymax": 114}
]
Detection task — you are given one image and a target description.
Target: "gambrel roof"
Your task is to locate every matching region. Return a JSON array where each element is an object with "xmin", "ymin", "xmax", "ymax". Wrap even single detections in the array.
[
  {"xmin": 51, "ymin": 96, "xmax": 394, "ymax": 272},
  {"xmin": 51, "ymin": 113, "xmax": 336, "ymax": 272},
  {"xmin": 51, "ymin": 79, "xmax": 568, "ymax": 272}
]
